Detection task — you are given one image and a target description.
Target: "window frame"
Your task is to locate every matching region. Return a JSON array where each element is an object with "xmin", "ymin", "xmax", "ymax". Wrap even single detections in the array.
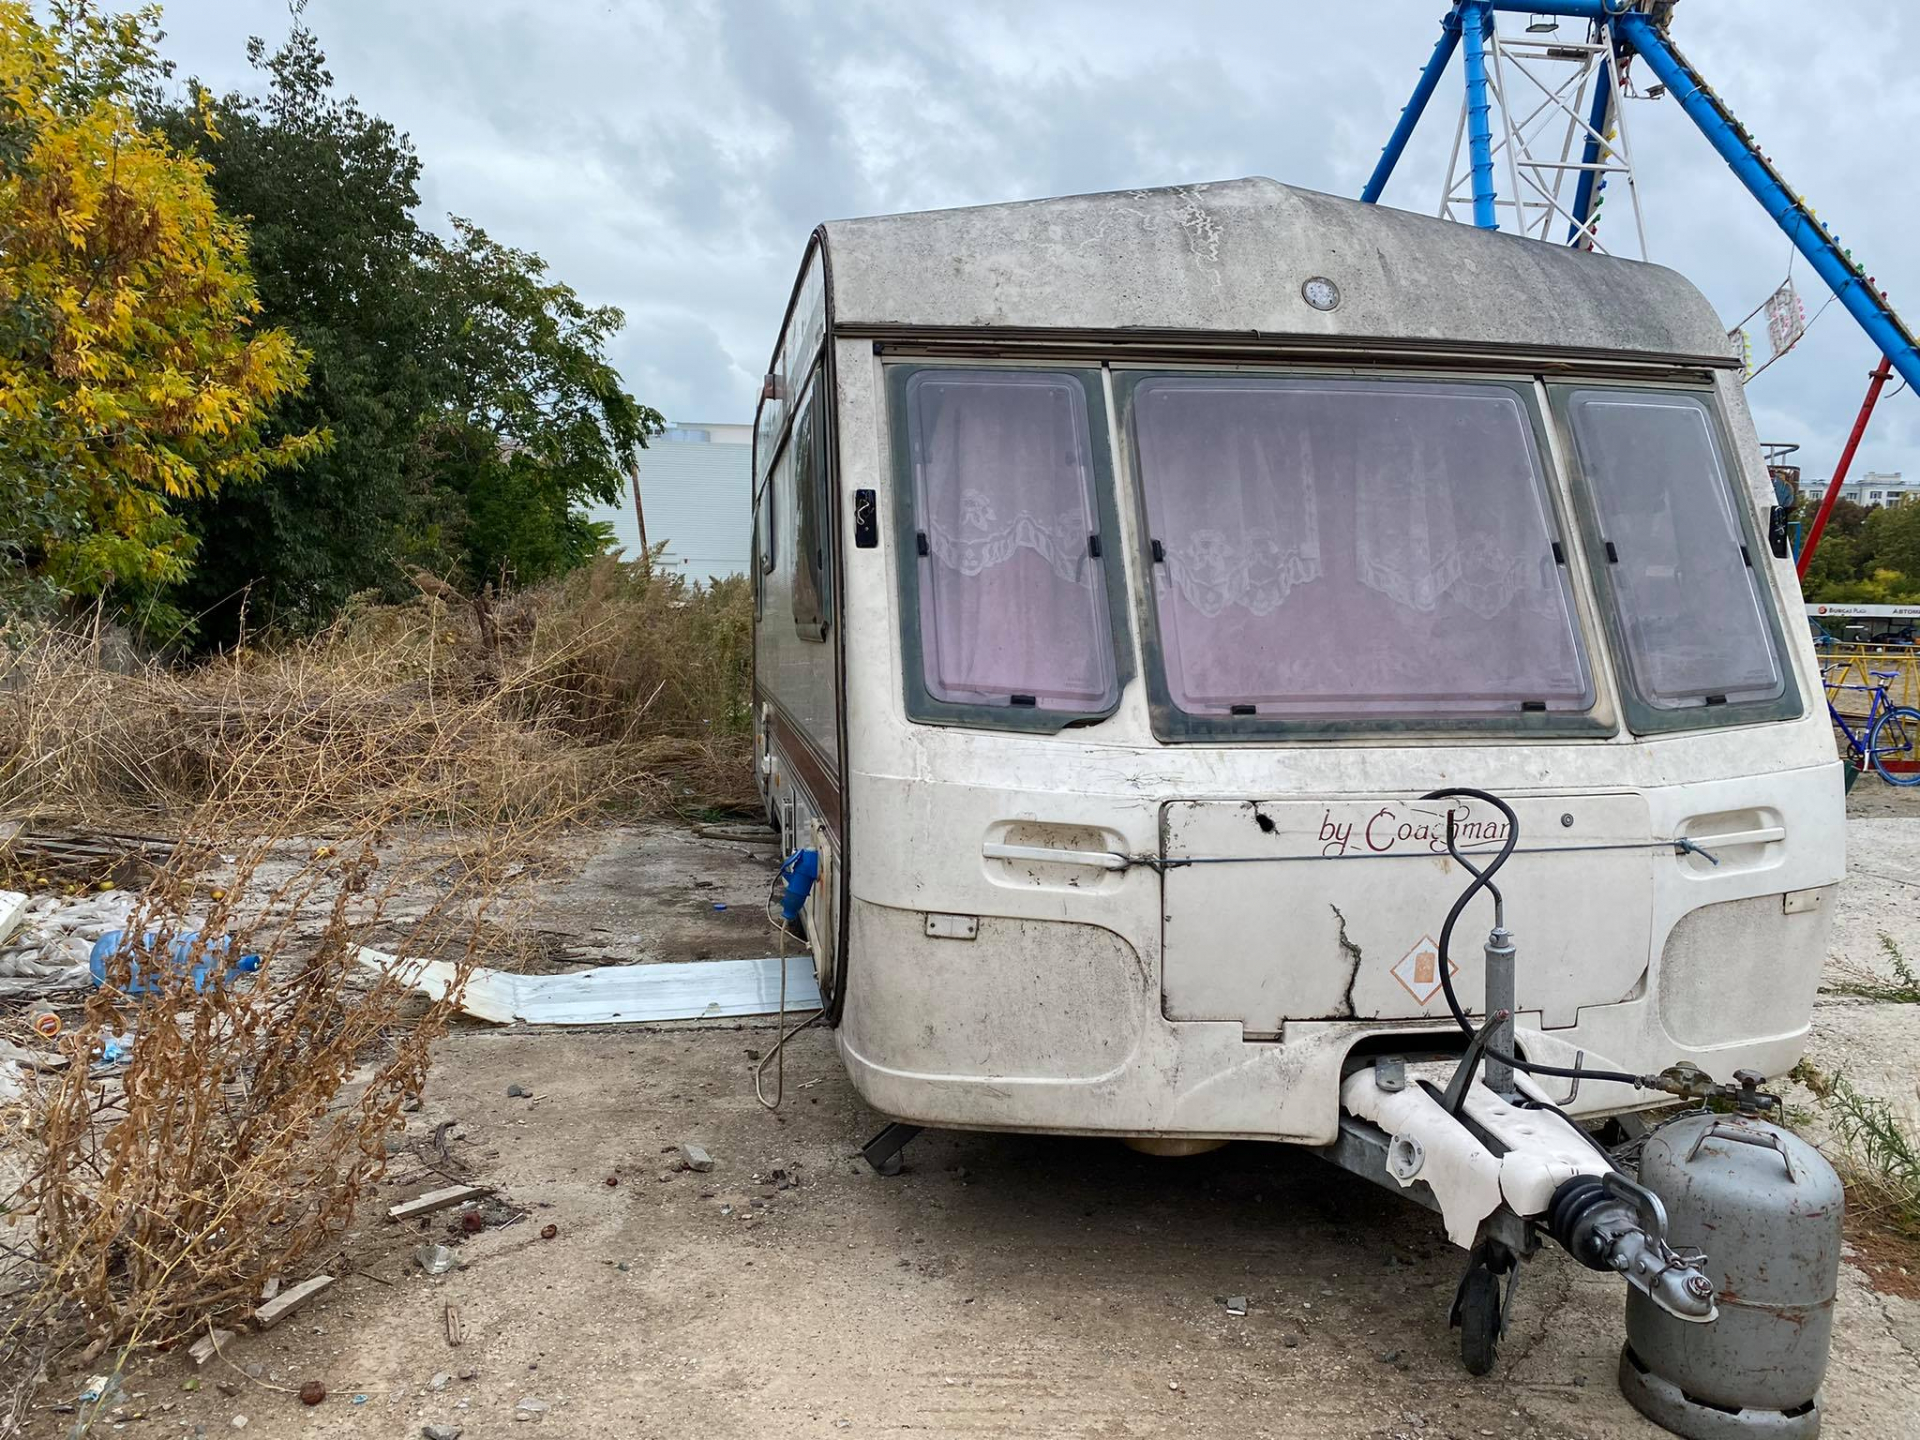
[
  {"xmin": 1114, "ymin": 365, "xmax": 1609, "ymax": 742},
  {"xmin": 885, "ymin": 362, "xmax": 1133, "ymax": 733},
  {"xmin": 790, "ymin": 370, "xmax": 831, "ymax": 643},
  {"xmin": 1549, "ymin": 381, "xmax": 1802, "ymax": 735}
]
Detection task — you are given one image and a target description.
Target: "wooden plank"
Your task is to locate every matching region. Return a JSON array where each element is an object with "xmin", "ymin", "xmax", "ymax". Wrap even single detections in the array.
[
  {"xmin": 386, "ymin": 1184, "xmax": 491, "ymax": 1223},
  {"xmin": 252, "ymin": 1274, "xmax": 332, "ymax": 1330},
  {"xmin": 188, "ymin": 1329, "xmax": 234, "ymax": 1369}
]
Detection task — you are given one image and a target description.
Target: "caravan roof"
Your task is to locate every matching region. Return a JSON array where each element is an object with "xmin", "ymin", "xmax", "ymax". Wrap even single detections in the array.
[{"xmin": 815, "ymin": 176, "xmax": 1730, "ymax": 364}]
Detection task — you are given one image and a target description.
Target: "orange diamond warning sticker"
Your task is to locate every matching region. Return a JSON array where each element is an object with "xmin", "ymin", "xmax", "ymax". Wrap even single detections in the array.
[{"xmin": 1392, "ymin": 933, "xmax": 1456, "ymax": 1006}]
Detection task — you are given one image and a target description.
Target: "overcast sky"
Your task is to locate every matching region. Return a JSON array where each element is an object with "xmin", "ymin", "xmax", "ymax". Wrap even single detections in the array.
[{"xmin": 158, "ymin": 0, "xmax": 1919, "ymax": 484}]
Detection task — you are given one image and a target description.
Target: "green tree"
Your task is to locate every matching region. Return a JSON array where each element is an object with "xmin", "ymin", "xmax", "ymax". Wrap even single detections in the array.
[
  {"xmin": 408, "ymin": 219, "xmax": 661, "ymax": 589},
  {"xmin": 157, "ymin": 16, "xmax": 433, "ymax": 642},
  {"xmin": 0, "ymin": 0, "xmax": 317, "ymax": 634},
  {"xmin": 158, "ymin": 15, "xmax": 661, "ymax": 635}
]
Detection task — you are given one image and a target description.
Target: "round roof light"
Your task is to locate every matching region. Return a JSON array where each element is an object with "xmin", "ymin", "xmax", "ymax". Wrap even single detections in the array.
[{"xmin": 1301, "ymin": 276, "xmax": 1341, "ymax": 312}]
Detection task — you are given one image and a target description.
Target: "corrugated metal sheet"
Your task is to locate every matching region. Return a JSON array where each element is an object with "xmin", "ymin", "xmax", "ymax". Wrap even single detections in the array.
[{"xmin": 587, "ymin": 434, "xmax": 751, "ymax": 582}]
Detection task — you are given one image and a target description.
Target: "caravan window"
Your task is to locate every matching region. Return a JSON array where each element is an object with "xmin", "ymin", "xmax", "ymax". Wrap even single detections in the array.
[
  {"xmin": 791, "ymin": 375, "xmax": 830, "ymax": 642},
  {"xmin": 1561, "ymin": 389, "xmax": 1786, "ymax": 713},
  {"xmin": 1129, "ymin": 375, "xmax": 1592, "ymax": 723},
  {"xmin": 902, "ymin": 370, "xmax": 1118, "ymax": 714}
]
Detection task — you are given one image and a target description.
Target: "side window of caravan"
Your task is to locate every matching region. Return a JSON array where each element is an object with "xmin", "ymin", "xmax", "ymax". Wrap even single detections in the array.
[
  {"xmin": 1561, "ymin": 389, "xmax": 1787, "ymax": 715},
  {"xmin": 902, "ymin": 370, "xmax": 1119, "ymax": 714},
  {"xmin": 791, "ymin": 378, "xmax": 830, "ymax": 642},
  {"xmin": 753, "ymin": 474, "xmax": 774, "ymax": 619}
]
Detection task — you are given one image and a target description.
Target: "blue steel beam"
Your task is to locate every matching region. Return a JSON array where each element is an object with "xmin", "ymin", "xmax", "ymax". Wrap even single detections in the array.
[
  {"xmin": 1458, "ymin": 1, "xmax": 1499, "ymax": 229},
  {"xmin": 1564, "ymin": 55, "xmax": 1612, "ymax": 245},
  {"xmin": 1613, "ymin": 12, "xmax": 1920, "ymax": 392},
  {"xmin": 1360, "ymin": 11, "xmax": 1462, "ymax": 205}
]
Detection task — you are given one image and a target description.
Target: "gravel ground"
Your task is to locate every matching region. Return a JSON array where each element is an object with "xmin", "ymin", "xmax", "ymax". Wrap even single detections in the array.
[{"xmin": 14, "ymin": 797, "xmax": 1920, "ymax": 1440}]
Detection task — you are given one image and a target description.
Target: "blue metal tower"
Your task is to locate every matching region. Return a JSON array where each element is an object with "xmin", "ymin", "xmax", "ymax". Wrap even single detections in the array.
[{"xmin": 1361, "ymin": 0, "xmax": 1920, "ymax": 395}]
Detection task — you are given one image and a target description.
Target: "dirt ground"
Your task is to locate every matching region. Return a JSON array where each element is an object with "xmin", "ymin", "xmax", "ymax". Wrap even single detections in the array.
[{"xmin": 18, "ymin": 788, "xmax": 1920, "ymax": 1440}]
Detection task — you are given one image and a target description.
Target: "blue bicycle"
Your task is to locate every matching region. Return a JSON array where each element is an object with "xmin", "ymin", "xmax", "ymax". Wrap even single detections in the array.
[{"xmin": 1826, "ymin": 668, "xmax": 1920, "ymax": 787}]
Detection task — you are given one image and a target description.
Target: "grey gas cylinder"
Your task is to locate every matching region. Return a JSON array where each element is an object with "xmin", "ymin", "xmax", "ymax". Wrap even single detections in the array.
[{"xmin": 1621, "ymin": 1110, "xmax": 1843, "ymax": 1439}]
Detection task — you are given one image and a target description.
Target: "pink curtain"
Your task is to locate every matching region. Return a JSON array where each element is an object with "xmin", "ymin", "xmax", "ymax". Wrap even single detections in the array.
[
  {"xmin": 1568, "ymin": 391, "xmax": 1781, "ymax": 707},
  {"xmin": 1134, "ymin": 377, "xmax": 1590, "ymax": 717},
  {"xmin": 908, "ymin": 372, "xmax": 1114, "ymax": 710}
]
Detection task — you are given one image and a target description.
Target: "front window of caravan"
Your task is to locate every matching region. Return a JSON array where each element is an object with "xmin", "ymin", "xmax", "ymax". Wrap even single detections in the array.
[
  {"xmin": 902, "ymin": 370, "xmax": 1117, "ymax": 713},
  {"xmin": 1562, "ymin": 389, "xmax": 1785, "ymax": 711},
  {"xmin": 1130, "ymin": 375, "xmax": 1592, "ymax": 721}
]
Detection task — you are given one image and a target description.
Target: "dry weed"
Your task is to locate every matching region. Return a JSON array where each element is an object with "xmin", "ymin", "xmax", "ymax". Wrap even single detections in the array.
[
  {"xmin": 0, "ymin": 557, "xmax": 757, "ymax": 831},
  {"xmin": 0, "ymin": 557, "xmax": 754, "ymax": 1425}
]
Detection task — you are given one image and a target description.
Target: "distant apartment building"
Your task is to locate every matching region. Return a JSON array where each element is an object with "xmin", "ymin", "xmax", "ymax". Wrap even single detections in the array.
[
  {"xmin": 1835, "ymin": 470, "xmax": 1918, "ymax": 509},
  {"xmin": 586, "ymin": 421, "xmax": 751, "ymax": 582}
]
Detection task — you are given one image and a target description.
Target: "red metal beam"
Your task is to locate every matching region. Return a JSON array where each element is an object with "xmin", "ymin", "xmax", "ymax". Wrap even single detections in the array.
[{"xmin": 1798, "ymin": 355, "xmax": 1894, "ymax": 580}]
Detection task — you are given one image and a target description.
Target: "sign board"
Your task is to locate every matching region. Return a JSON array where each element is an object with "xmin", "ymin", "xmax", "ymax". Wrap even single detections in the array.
[
  {"xmin": 1727, "ymin": 325, "xmax": 1752, "ymax": 378},
  {"xmin": 1807, "ymin": 603, "xmax": 1920, "ymax": 620},
  {"xmin": 1766, "ymin": 280, "xmax": 1807, "ymax": 357}
]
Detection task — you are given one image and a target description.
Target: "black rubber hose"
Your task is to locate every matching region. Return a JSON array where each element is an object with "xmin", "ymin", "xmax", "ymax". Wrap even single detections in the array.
[{"xmin": 1421, "ymin": 787, "xmax": 1643, "ymax": 1089}]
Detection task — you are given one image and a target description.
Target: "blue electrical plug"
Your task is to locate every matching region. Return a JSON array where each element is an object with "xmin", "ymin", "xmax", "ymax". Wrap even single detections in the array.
[{"xmin": 778, "ymin": 848, "xmax": 819, "ymax": 925}]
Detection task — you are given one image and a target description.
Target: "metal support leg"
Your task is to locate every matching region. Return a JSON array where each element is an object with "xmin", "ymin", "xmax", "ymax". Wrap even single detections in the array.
[
  {"xmin": 861, "ymin": 1121, "xmax": 922, "ymax": 1177},
  {"xmin": 1483, "ymin": 926, "xmax": 1516, "ymax": 1098}
]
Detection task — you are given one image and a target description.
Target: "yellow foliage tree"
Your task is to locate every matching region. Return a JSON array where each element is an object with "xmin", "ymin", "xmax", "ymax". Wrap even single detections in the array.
[{"xmin": 0, "ymin": 0, "xmax": 322, "ymax": 632}]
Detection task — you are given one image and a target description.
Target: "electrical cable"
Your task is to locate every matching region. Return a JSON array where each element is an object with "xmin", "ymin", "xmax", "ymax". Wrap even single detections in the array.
[
  {"xmin": 1422, "ymin": 787, "xmax": 1645, "ymax": 1089},
  {"xmin": 754, "ymin": 862, "xmax": 823, "ymax": 1111}
]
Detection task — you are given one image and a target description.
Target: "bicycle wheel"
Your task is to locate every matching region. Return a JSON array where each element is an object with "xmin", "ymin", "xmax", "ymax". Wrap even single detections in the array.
[{"xmin": 1868, "ymin": 705, "xmax": 1920, "ymax": 787}]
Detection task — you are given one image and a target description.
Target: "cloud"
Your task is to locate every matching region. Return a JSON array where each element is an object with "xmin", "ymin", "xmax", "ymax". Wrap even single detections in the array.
[{"xmin": 160, "ymin": 0, "xmax": 1919, "ymax": 478}]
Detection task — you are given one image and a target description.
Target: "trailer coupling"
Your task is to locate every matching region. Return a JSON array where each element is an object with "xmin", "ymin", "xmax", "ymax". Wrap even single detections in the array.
[{"xmin": 1317, "ymin": 1060, "xmax": 1714, "ymax": 1371}]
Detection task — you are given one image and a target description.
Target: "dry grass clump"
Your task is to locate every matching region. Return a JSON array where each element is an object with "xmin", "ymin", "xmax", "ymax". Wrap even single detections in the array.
[
  {"xmin": 0, "ymin": 557, "xmax": 757, "ymax": 831},
  {"xmin": 0, "ymin": 725, "xmax": 595, "ymax": 1423},
  {"xmin": 1792, "ymin": 1060, "xmax": 1920, "ymax": 1243}
]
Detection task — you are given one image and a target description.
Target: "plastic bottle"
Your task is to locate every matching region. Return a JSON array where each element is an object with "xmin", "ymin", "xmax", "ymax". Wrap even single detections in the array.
[{"xmin": 87, "ymin": 930, "xmax": 262, "ymax": 995}]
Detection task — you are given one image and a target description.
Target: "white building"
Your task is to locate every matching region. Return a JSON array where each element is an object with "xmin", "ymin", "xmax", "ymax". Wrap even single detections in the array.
[
  {"xmin": 587, "ymin": 421, "xmax": 752, "ymax": 582},
  {"xmin": 1835, "ymin": 469, "xmax": 1918, "ymax": 508}
]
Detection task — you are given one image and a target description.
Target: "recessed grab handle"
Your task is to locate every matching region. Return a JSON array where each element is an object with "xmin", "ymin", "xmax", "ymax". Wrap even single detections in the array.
[{"xmin": 982, "ymin": 842, "xmax": 1128, "ymax": 872}]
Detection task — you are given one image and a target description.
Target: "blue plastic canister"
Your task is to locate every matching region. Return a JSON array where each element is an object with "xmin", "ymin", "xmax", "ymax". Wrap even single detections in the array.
[{"xmin": 88, "ymin": 929, "xmax": 262, "ymax": 995}]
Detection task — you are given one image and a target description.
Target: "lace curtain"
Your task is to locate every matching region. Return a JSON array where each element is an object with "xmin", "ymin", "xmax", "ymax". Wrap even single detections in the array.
[
  {"xmin": 1135, "ymin": 378, "xmax": 1589, "ymax": 716},
  {"xmin": 908, "ymin": 372, "xmax": 1114, "ymax": 710}
]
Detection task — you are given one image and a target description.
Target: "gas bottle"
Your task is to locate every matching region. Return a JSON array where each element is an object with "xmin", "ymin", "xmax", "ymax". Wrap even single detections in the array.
[{"xmin": 1621, "ymin": 1108, "xmax": 1842, "ymax": 1439}]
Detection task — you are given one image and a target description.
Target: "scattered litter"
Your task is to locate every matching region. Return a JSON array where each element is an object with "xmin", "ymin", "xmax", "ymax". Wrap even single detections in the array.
[
  {"xmin": 259, "ymin": 1276, "xmax": 281, "ymax": 1303},
  {"xmin": 0, "ymin": 888, "xmax": 132, "ymax": 998},
  {"xmin": 711, "ymin": 902, "xmax": 727, "ymax": 912},
  {"xmin": 445, "ymin": 1303, "xmax": 464, "ymax": 1348},
  {"xmin": 539, "ymin": 1225, "xmax": 558, "ymax": 1241},
  {"xmin": 98, "ymin": 1027, "xmax": 136, "ymax": 1065},
  {"xmin": 1225, "ymin": 1296, "xmax": 1248, "ymax": 1317},
  {"xmin": 254, "ymin": 1273, "xmax": 334, "ymax": 1328},
  {"xmin": 79, "ymin": 1374, "xmax": 115, "ymax": 1404},
  {"xmin": 388, "ymin": 1184, "xmax": 492, "ymax": 1223},
  {"xmin": 679, "ymin": 1143, "xmax": 714, "ymax": 1173},
  {"xmin": 604, "ymin": 1174, "xmax": 619, "ymax": 1187},
  {"xmin": 29, "ymin": 1007, "xmax": 60, "ymax": 1038},
  {"xmin": 414, "ymin": 1245, "xmax": 457, "ymax": 1276},
  {"xmin": 299, "ymin": 1381, "xmax": 327, "ymax": 1405},
  {"xmin": 89, "ymin": 927, "xmax": 260, "ymax": 995},
  {"xmin": 515, "ymin": 1396, "xmax": 550, "ymax": 1422},
  {"xmin": 180, "ymin": 1378, "xmax": 200, "ymax": 1394},
  {"xmin": 231, "ymin": 1417, "xmax": 249, "ymax": 1431},
  {"xmin": 357, "ymin": 947, "xmax": 821, "ymax": 1025},
  {"xmin": 352, "ymin": 1393, "xmax": 369, "ymax": 1405},
  {"xmin": 459, "ymin": 1209, "xmax": 485, "ymax": 1234},
  {"xmin": 189, "ymin": 1329, "xmax": 235, "ymax": 1369}
]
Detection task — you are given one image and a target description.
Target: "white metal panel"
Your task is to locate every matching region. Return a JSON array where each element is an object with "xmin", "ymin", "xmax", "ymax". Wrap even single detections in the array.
[{"xmin": 1159, "ymin": 792, "xmax": 1654, "ymax": 1031}]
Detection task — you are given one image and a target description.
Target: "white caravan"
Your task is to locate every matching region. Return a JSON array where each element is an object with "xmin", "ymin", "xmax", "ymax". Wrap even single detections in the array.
[{"xmin": 749, "ymin": 176, "xmax": 1844, "ymax": 1364}]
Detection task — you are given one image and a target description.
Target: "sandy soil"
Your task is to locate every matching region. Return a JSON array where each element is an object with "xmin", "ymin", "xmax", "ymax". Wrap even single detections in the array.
[{"xmin": 17, "ymin": 794, "xmax": 1920, "ymax": 1440}]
